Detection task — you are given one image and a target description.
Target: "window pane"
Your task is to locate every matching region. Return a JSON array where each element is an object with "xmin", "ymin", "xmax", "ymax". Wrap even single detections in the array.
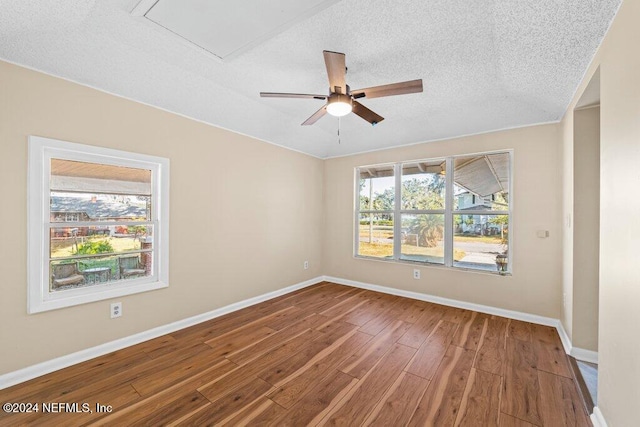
[
  {"xmin": 453, "ymin": 214, "xmax": 508, "ymax": 271},
  {"xmin": 50, "ymin": 251, "xmax": 151, "ymax": 291},
  {"xmin": 357, "ymin": 213, "xmax": 394, "ymax": 259},
  {"xmin": 50, "ymin": 158, "xmax": 152, "ymax": 222},
  {"xmin": 453, "ymin": 153, "xmax": 509, "ymax": 211},
  {"xmin": 401, "ymin": 161, "xmax": 445, "ymax": 210},
  {"xmin": 359, "ymin": 166, "xmax": 395, "ymax": 211},
  {"xmin": 50, "ymin": 225, "xmax": 153, "ymax": 259},
  {"xmin": 50, "ymin": 192, "xmax": 151, "ymax": 222},
  {"xmin": 400, "ymin": 214, "xmax": 444, "ymax": 264}
]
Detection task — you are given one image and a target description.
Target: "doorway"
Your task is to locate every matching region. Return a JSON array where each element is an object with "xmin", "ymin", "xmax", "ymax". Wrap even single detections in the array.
[{"xmin": 571, "ymin": 68, "xmax": 600, "ymax": 409}]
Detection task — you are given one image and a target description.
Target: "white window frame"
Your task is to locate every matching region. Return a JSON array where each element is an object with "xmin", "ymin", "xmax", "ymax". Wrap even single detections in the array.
[
  {"xmin": 28, "ymin": 136, "xmax": 170, "ymax": 313},
  {"xmin": 354, "ymin": 150, "xmax": 513, "ymax": 274}
]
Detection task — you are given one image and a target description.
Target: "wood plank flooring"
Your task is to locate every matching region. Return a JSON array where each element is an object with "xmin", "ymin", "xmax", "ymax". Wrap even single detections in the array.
[{"xmin": 0, "ymin": 282, "xmax": 590, "ymax": 426}]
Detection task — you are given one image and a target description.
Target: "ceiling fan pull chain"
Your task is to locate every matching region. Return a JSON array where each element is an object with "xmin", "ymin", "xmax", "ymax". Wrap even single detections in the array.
[{"xmin": 338, "ymin": 116, "xmax": 341, "ymax": 144}]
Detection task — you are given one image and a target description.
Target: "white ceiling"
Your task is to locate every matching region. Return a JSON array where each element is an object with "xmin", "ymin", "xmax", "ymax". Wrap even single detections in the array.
[{"xmin": 0, "ymin": 0, "xmax": 621, "ymax": 159}]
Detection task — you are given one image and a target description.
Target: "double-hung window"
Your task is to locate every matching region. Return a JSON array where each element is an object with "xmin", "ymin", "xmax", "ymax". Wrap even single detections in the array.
[
  {"xmin": 28, "ymin": 136, "xmax": 170, "ymax": 313},
  {"xmin": 355, "ymin": 151, "xmax": 511, "ymax": 273}
]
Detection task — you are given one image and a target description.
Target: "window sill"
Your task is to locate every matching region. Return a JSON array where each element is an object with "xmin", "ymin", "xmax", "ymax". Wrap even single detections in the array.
[
  {"xmin": 30, "ymin": 278, "xmax": 168, "ymax": 313},
  {"xmin": 353, "ymin": 254, "xmax": 512, "ymax": 277}
]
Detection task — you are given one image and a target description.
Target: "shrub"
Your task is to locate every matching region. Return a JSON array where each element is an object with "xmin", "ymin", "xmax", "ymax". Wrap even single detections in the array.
[
  {"xmin": 129, "ymin": 225, "xmax": 148, "ymax": 236},
  {"xmin": 75, "ymin": 239, "xmax": 114, "ymax": 255}
]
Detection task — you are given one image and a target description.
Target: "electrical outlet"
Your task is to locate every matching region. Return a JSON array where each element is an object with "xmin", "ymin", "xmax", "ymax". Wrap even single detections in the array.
[
  {"xmin": 304, "ymin": 261, "xmax": 309, "ymax": 270},
  {"xmin": 110, "ymin": 302, "xmax": 122, "ymax": 319},
  {"xmin": 536, "ymin": 230, "xmax": 549, "ymax": 238},
  {"xmin": 413, "ymin": 269, "xmax": 420, "ymax": 279}
]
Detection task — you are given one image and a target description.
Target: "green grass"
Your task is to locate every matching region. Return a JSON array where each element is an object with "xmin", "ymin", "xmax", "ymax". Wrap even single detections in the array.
[
  {"xmin": 358, "ymin": 242, "xmax": 466, "ymax": 261},
  {"xmin": 358, "ymin": 242, "xmax": 394, "ymax": 258},
  {"xmin": 51, "ymin": 236, "xmax": 141, "ymax": 258},
  {"xmin": 359, "ymin": 225, "xmax": 469, "ymax": 260},
  {"xmin": 453, "ymin": 234, "xmax": 503, "ymax": 244}
]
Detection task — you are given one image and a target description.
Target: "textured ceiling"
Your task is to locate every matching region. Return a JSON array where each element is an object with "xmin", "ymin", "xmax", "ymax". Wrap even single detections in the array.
[{"xmin": 0, "ymin": 0, "xmax": 621, "ymax": 158}]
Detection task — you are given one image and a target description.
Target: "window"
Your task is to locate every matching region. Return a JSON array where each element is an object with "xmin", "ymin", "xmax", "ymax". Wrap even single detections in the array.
[
  {"xmin": 357, "ymin": 164, "xmax": 394, "ymax": 259},
  {"xmin": 400, "ymin": 160, "xmax": 446, "ymax": 265},
  {"xmin": 28, "ymin": 136, "xmax": 170, "ymax": 313},
  {"xmin": 355, "ymin": 151, "xmax": 511, "ymax": 273}
]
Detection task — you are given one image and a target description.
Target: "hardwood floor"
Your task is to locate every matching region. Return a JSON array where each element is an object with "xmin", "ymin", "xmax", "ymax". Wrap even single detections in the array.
[{"xmin": 0, "ymin": 282, "xmax": 590, "ymax": 426}]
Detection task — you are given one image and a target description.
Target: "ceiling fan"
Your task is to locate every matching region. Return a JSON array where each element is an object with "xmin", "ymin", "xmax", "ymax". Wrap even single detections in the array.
[{"xmin": 260, "ymin": 50, "xmax": 423, "ymax": 126}]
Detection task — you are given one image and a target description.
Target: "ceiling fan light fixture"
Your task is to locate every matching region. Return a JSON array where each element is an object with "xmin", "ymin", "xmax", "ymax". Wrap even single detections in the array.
[{"xmin": 326, "ymin": 94, "xmax": 353, "ymax": 117}]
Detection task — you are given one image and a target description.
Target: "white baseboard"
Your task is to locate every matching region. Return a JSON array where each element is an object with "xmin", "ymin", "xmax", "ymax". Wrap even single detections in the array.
[
  {"xmin": 591, "ymin": 406, "xmax": 608, "ymax": 427},
  {"xmin": 555, "ymin": 321, "xmax": 573, "ymax": 355},
  {"xmin": 323, "ymin": 275, "xmax": 560, "ymax": 326},
  {"xmin": 554, "ymin": 322, "xmax": 599, "ymax": 364},
  {"xmin": 0, "ymin": 276, "xmax": 322, "ymax": 390},
  {"xmin": 571, "ymin": 347, "xmax": 599, "ymax": 364}
]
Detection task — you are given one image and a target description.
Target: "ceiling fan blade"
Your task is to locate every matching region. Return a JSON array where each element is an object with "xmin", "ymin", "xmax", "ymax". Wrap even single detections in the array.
[
  {"xmin": 260, "ymin": 92, "xmax": 327, "ymax": 100},
  {"xmin": 302, "ymin": 104, "xmax": 328, "ymax": 125},
  {"xmin": 352, "ymin": 101, "xmax": 384, "ymax": 125},
  {"xmin": 323, "ymin": 50, "xmax": 347, "ymax": 94},
  {"xmin": 351, "ymin": 79, "xmax": 423, "ymax": 99}
]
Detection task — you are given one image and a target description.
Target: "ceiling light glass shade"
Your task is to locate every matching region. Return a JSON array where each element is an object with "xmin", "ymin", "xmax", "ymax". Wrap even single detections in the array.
[{"xmin": 326, "ymin": 95, "xmax": 353, "ymax": 117}]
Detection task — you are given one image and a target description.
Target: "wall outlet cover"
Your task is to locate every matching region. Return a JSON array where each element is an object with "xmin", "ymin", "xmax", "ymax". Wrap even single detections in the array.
[
  {"xmin": 536, "ymin": 230, "xmax": 550, "ymax": 238},
  {"xmin": 110, "ymin": 302, "xmax": 122, "ymax": 319}
]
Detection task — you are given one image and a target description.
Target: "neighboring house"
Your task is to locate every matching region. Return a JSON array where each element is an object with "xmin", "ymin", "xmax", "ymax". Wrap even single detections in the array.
[
  {"xmin": 456, "ymin": 191, "xmax": 494, "ymax": 210},
  {"xmin": 455, "ymin": 192, "xmax": 503, "ymax": 235},
  {"xmin": 50, "ymin": 196, "xmax": 147, "ymax": 237}
]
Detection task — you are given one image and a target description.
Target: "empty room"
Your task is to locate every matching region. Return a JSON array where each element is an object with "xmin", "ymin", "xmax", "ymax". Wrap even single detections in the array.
[{"xmin": 1, "ymin": 1, "xmax": 638, "ymax": 426}]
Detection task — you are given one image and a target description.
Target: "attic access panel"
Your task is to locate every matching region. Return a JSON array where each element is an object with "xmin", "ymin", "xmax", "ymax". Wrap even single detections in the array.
[{"xmin": 135, "ymin": 0, "xmax": 340, "ymax": 60}]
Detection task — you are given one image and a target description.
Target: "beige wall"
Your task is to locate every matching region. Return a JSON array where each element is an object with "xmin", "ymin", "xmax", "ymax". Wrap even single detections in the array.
[
  {"xmin": 0, "ymin": 61, "xmax": 324, "ymax": 375},
  {"xmin": 572, "ymin": 106, "xmax": 600, "ymax": 352},
  {"xmin": 596, "ymin": 0, "xmax": 640, "ymax": 423},
  {"xmin": 561, "ymin": 0, "xmax": 639, "ymax": 423},
  {"xmin": 323, "ymin": 124, "xmax": 563, "ymax": 318}
]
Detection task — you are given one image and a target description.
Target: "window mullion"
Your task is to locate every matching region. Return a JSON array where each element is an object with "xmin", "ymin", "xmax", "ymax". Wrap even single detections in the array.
[
  {"xmin": 444, "ymin": 157, "xmax": 454, "ymax": 267},
  {"xmin": 399, "ymin": 210, "xmax": 445, "ymax": 215},
  {"xmin": 359, "ymin": 210, "xmax": 395, "ymax": 214},
  {"xmin": 393, "ymin": 163, "xmax": 402, "ymax": 260},
  {"xmin": 354, "ymin": 168, "xmax": 360, "ymax": 257},
  {"xmin": 48, "ymin": 220, "xmax": 154, "ymax": 227}
]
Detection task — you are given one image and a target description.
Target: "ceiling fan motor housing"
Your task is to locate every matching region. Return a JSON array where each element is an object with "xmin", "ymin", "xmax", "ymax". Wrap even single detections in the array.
[{"xmin": 326, "ymin": 93, "xmax": 353, "ymax": 117}]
